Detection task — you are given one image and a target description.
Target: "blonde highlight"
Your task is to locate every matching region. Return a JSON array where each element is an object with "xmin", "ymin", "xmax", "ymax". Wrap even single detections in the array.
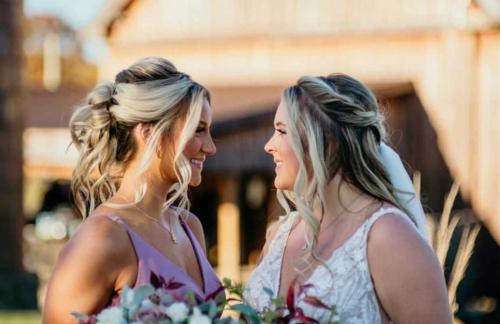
[
  {"xmin": 277, "ymin": 73, "xmax": 416, "ymax": 281},
  {"xmin": 69, "ymin": 57, "xmax": 209, "ymax": 218}
]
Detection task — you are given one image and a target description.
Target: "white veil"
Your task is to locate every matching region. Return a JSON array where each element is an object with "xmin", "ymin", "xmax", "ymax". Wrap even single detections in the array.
[{"xmin": 379, "ymin": 143, "xmax": 430, "ymax": 243}]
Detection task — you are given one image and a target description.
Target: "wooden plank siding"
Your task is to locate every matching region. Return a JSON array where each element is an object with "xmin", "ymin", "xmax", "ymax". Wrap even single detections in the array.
[{"xmin": 88, "ymin": 0, "xmax": 500, "ymax": 241}]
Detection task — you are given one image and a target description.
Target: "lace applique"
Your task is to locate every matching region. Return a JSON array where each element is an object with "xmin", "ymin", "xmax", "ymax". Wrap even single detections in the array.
[
  {"xmin": 244, "ymin": 207, "xmax": 407, "ymax": 323},
  {"xmin": 243, "ymin": 212, "xmax": 299, "ymax": 312}
]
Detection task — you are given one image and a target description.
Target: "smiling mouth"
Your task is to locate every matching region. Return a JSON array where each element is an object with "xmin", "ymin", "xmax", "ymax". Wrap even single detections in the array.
[{"xmin": 190, "ymin": 159, "xmax": 204, "ymax": 169}]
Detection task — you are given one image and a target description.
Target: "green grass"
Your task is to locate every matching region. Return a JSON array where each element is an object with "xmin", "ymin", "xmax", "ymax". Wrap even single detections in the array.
[{"xmin": 0, "ymin": 310, "xmax": 41, "ymax": 324}]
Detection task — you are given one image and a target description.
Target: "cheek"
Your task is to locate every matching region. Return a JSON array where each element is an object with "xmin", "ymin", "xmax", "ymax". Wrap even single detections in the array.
[
  {"xmin": 284, "ymin": 154, "xmax": 299, "ymax": 181},
  {"xmin": 183, "ymin": 137, "xmax": 201, "ymax": 156},
  {"xmin": 288, "ymin": 156, "xmax": 299, "ymax": 177},
  {"xmin": 276, "ymin": 142, "xmax": 299, "ymax": 188},
  {"xmin": 283, "ymin": 141, "xmax": 299, "ymax": 174}
]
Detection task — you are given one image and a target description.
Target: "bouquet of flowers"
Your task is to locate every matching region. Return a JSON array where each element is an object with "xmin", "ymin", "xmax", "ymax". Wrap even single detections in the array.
[
  {"xmin": 223, "ymin": 279, "xmax": 340, "ymax": 324},
  {"xmin": 72, "ymin": 278, "xmax": 339, "ymax": 324},
  {"xmin": 72, "ymin": 283, "xmax": 228, "ymax": 324}
]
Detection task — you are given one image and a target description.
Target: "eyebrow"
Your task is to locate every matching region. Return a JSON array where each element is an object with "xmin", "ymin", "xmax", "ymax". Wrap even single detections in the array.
[{"xmin": 275, "ymin": 121, "xmax": 287, "ymax": 127}]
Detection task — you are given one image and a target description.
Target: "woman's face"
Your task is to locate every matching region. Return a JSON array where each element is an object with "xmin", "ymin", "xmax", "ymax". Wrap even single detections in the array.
[
  {"xmin": 182, "ymin": 100, "xmax": 216, "ymax": 186},
  {"xmin": 264, "ymin": 99, "xmax": 299, "ymax": 191}
]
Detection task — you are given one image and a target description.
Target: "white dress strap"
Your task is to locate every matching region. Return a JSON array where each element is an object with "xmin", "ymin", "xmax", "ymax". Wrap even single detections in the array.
[{"xmin": 361, "ymin": 206, "xmax": 410, "ymax": 238}]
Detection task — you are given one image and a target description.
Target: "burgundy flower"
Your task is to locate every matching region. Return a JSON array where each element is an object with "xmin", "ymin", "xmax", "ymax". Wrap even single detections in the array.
[
  {"xmin": 303, "ymin": 295, "xmax": 330, "ymax": 310},
  {"xmin": 278, "ymin": 282, "xmax": 327, "ymax": 323},
  {"xmin": 204, "ymin": 284, "xmax": 225, "ymax": 302},
  {"xmin": 150, "ymin": 272, "xmax": 185, "ymax": 291}
]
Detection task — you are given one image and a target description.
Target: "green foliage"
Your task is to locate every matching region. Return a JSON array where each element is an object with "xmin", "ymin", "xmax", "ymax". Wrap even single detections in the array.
[
  {"xmin": 0, "ymin": 311, "xmax": 41, "ymax": 324},
  {"xmin": 222, "ymin": 278, "xmax": 340, "ymax": 324}
]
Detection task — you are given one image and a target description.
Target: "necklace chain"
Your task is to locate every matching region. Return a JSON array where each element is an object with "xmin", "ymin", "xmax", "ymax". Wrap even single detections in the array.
[{"xmin": 116, "ymin": 194, "xmax": 177, "ymax": 244}]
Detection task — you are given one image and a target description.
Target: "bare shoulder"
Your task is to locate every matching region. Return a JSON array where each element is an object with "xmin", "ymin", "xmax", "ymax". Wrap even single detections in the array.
[
  {"xmin": 367, "ymin": 211, "xmax": 453, "ymax": 323},
  {"xmin": 43, "ymin": 213, "xmax": 135, "ymax": 323},
  {"xmin": 177, "ymin": 207, "xmax": 202, "ymax": 230},
  {"xmin": 367, "ymin": 211, "xmax": 438, "ymax": 271},
  {"xmin": 175, "ymin": 207, "xmax": 203, "ymax": 234},
  {"xmin": 59, "ymin": 214, "xmax": 131, "ymax": 270},
  {"xmin": 175, "ymin": 207, "xmax": 206, "ymax": 251},
  {"xmin": 367, "ymin": 211, "xmax": 435, "ymax": 260}
]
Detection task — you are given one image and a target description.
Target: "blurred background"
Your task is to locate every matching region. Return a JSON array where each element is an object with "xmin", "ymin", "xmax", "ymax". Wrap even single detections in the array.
[{"xmin": 0, "ymin": 0, "xmax": 499, "ymax": 323}]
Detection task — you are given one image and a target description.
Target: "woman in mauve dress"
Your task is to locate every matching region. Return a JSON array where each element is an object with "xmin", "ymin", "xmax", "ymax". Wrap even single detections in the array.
[{"xmin": 43, "ymin": 57, "xmax": 222, "ymax": 324}]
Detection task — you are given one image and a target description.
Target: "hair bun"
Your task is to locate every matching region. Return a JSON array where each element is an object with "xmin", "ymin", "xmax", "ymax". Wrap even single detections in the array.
[{"xmin": 87, "ymin": 82, "xmax": 115, "ymax": 108}]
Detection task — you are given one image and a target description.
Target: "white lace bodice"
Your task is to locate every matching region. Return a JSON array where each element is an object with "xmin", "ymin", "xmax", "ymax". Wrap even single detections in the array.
[{"xmin": 244, "ymin": 207, "xmax": 407, "ymax": 323}]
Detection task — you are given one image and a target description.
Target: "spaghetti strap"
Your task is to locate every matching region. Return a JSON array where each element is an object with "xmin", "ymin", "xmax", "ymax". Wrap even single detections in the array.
[
  {"xmin": 99, "ymin": 213, "xmax": 223, "ymax": 304},
  {"xmin": 100, "ymin": 214, "xmax": 122, "ymax": 224}
]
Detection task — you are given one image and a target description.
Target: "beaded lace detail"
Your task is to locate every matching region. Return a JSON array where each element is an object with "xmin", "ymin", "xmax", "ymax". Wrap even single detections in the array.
[{"xmin": 244, "ymin": 207, "xmax": 408, "ymax": 323}]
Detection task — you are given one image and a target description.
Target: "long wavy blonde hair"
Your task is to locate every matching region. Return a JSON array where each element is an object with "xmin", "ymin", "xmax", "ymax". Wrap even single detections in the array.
[
  {"xmin": 277, "ymin": 74, "xmax": 416, "ymax": 270},
  {"xmin": 69, "ymin": 57, "xmax": 209, "ymax": 218}
]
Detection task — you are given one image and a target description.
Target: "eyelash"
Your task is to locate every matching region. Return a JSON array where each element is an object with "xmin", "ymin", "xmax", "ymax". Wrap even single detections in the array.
[
  {"xmin": 276, "ymin": 129, "xmax": 286, "ymax": 135},
  {"xmin": 196, "ymin": 127, "xmax": 206, "ymax": 133}
]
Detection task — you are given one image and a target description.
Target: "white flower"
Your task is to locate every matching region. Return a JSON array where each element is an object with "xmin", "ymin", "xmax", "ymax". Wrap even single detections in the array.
[
  {"xmin": 165, "ymin": 302, "xmax": 189, "ymax": 322},
  {"xmin": 96, "ymin": 306, "xmax": 127, "ymax": 324},
  {"xmin": 141, "ymin": 299, "xmax": 155, "ymax": 308},
  {"xmin": 120, "ymin": 284, "xmax": 155, "ymax": 316},
  {"xmin": 188, "ymin": 307, "xmax": 211, "ymax": 324},
  {"xmin": 121, "ymin": 285, "xmax": 155, "ymax": 308},
  {"xmin": 157, "ymin": 288, "xmax": 175, "ymax": 304}
]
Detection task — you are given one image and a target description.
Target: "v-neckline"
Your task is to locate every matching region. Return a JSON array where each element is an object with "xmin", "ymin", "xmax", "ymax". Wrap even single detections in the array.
[
  {"xmin": 275, "ymin": 209, "xmax": 377, "ymax": 296},
  {"xmin": 119, "ymin": 215, "xmax": 207, "ymax": 295}
]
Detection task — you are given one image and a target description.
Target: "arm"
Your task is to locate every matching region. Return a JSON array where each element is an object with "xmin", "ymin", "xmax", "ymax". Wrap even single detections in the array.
[
  {"xmin": 367, "ymin": 213, "xmax": 453, "ymax": 324},
  {"xmin": 42, "ymin": 216, "xmax": 131, "ymax": 324}
]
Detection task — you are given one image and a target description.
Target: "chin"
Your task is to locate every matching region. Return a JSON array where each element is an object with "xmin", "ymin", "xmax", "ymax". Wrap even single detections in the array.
[
  {"xmin": 190, "ymin": 176, "xmax": 202, "ymax": 187},
  {"xmin": 274, "ymin": 178, "xmax": 292, "ymax": 191}
]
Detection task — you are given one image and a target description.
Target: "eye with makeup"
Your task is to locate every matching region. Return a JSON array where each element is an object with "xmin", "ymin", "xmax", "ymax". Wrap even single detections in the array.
[
  {"xmin": 195, "ymin": 121, "xmax": 209, "ymax": 134},
  {"xmin": 275, "ymin": 128, "xmax": 287, "ymax": 135},
  {"xmin": 274, "ymin": 121, "xmax": 287, "ymax": 135}
]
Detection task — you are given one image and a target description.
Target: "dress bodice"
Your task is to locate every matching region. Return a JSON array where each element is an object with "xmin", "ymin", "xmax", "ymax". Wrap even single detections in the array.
[
  {"xmin": 244, "ymin": 207, "xmax": 409, "ymax": 323},
  {"xmin": 103, "ymin": 212, "xmax": 223, "ymax": 305}
]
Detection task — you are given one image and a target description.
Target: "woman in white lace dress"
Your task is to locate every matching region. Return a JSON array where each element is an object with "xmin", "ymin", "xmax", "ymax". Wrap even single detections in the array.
[{"xmin": 244, "ymin": 74, "xmax": 453, "ymax": 323}]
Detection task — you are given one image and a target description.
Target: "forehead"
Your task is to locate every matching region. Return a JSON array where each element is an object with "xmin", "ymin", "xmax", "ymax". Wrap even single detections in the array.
[
  {"xmin": 199, "ymin": 100, "xmax": 212, "ymax": 122},
  {"xmin": 274, "ymin": 99, "xmax": 288, "ymax": 124}
]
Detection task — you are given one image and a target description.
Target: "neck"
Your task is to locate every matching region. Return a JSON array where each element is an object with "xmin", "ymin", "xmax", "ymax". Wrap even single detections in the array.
[
  {"xmin": 313, "ymin": 174, "xmax": 371, "ymax": 223},
  {"xmin": 116, "ymin": 160, "xmax": 174, "ymax": 220}
]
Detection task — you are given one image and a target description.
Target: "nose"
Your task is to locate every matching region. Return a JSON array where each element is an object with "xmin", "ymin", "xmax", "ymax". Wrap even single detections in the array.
[
  {"xmin": 264, "ymin": 134, "xmax": 275, "ymax": 154},
  {"xmin": 203, "ymin": 134, "xmax": 216, "ymax": 156}
]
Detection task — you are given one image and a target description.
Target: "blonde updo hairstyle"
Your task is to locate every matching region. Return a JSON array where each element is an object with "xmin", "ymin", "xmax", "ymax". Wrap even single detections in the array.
[
  {"xmin": 278, "ymin": 74, "xmax": 416, "ymax": 269},
  {"xmin": 69, "ymin": 57, "xmax": 209, "ymax": 218}
]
